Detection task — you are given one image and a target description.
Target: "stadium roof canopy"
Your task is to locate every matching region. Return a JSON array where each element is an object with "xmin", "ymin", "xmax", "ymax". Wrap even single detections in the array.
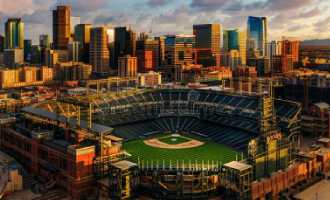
[{"xmin": 22, "ymin": 106, "xmax": 113, "ymax": 135}]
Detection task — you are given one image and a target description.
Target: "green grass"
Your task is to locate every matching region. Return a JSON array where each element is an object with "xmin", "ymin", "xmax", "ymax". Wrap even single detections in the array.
[
  {"xmin": 158, "ymin": 135, "xmax": 190, "ymax": 145},
  {"xmin": 123, "ymin": 135, "xmax": 239, "ymax": 166}
]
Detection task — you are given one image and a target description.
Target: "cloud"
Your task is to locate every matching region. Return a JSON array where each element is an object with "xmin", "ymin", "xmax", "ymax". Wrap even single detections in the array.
[
  {"xmin": 190, "ymin": 0, "xmax": 243, "ymax": 11},
  {"xmin": 147, "ymin": 0, "xmax": 173, "ymax": 7},
  {"xmin": 54, "ymin": 0, "xmax": 108, "ymax": 13},
  {"xmin": 190, "ymin": 0, "xmax": 316, "ymax": 12},
  {"xmin": 313, "ymin": 17, "xmax": 330, "ymax": 32},
  {"xmin": 298, "ymin": 7, "xmax": 321, "ymax": 18},
  {"xmin": 265, "ymin": 0, "xmax": 314, "ymax": 11},
  {"xmin": 0, "ymin": 0, "xmax": 329, "ymax": 43}
]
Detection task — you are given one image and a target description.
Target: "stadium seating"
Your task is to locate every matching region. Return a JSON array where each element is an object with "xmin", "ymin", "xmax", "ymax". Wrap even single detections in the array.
[
  {"xmin": 103, "ymin": 89, "xmax": 301, "ymax": 152},
  {"xmin": 112, "ymin": 116, "xmax": 256, "ymax": 151}
]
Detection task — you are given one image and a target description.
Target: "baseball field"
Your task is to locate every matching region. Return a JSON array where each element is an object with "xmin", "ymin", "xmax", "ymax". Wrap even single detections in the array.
[{"xmin": 123, "ymin": 134, "xmax": 239, "ymax": 167}]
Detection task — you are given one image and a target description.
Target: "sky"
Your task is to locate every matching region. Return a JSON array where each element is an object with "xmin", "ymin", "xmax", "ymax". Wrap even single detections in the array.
[{"xmin": 0, "ymin": 0, "xmax": 330, "ymax": 44}]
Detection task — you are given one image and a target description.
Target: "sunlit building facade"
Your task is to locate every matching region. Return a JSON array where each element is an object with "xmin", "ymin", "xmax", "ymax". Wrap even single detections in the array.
[
  {"xmin": 247, "ymin": 16, "xmax": 267, "ymax": 57},
  {"xmin": 89, "ymin": 27, "xmax": 110, "ymax": 73},
  {"xmin": 5, "ymin": 18, "xmax": 24, "ymax": 49},
  {"xmin": 165, "ymin": 35, "xmax": 195, "ymax": 66},
  {"xmin": 53, "ymin": 5, "xmax": 71, "ymax": 50}
]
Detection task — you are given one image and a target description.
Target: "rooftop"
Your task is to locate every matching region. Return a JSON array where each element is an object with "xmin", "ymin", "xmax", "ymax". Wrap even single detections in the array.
[
  {"xmin": 111, "ymin": 160, "xmax": 137, "ymax": 171},
  {"xmin": 22, "ymin": 105, "xmax": 113, "ymax": 135},
  {"xmin": 224, "ymin": 161, "xmax": 252, "ymax": 171}
]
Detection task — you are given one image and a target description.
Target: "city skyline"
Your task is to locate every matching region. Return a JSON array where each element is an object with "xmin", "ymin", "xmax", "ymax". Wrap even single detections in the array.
[{"xmin": 0, "ymin": 0, "xmax": 330, "ymax": 43}]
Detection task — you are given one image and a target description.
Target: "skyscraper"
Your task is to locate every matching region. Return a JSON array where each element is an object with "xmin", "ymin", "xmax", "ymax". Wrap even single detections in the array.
[
  {"xmin": 193, "ymin": 24, "xmax": 221, "ymax": 54},
  {"xmin": 222, "ymin": 29, "xmax": 248, "ymax": 67},
  {"xmin": 165, "ymin": 35, "xmax": 195, "ymax": 66},
  {"xmin": 114, "ymin": 27, "xmax": 136, "ymax": 67},
  {"xmin": 89, "ymin": 27, "xmax": 110, "ymax": 73},
  {"xmin": 74, "ymin": 24, "xmax": 91, "ymax": 63},
  {"xmin": 74, "ymin": 24, "xmax": 91, "ymax": 46},
  {"xmin": 155, "ymin": 36, "xmax": 165, "ymax": 66},
  {"xmin": 193, "ymin": 24, "xmax": 221, "ymax": 67},
  {"xmin": 247, "ymin": 16, "xmax": 267, "ymax": 57},
  {"xmin": 223, "ymin": 30, "xmax": 239, "ymax": 51},
  {"xmin": 70, "ymin": 16, "xmax": 81, "ymax": 34},
  {"xmin": 39, "ymin": 34, "xmax": 50, "ymax": 65},
  {"xmin": 39, "ymin": 34, "xmax": 50, "ymax": 49},
  {"xmin": 53, "ymin": 5, "xmax": 71, "ymax": 50},
  {"xmin": 136, "ymin": 38, "xmax": 160, "ymax": 71},
  {"xmin": 24, "ymin": 39, "xmax": 32, "ymax": 62},
  {"xmin": 281, "ymin": 37, "xmax": 300, "ymax": 63},
  {"xmin": 5, "ymin": 18, "xmax": 24, "ymax": 49},
  {"xmin": 239, "ymin": 30, "xmax": 247, "ymax": 65}
]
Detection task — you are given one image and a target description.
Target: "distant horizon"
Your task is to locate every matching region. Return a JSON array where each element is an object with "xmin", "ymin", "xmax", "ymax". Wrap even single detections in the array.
[{"xmin": 1, "ymin": 0, "xmax": 330, "ymax": 43}]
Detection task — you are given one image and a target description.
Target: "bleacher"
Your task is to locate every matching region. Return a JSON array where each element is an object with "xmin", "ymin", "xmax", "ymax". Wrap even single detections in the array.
[{"xmin": 102, "ymin": 89, "xmax": 301, "ymax": 152}]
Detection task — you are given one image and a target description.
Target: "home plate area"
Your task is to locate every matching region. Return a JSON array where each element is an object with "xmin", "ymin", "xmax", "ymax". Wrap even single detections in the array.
[{"xmin": 143, "ymin": 134, "xmax": 204, "ymax": 149}]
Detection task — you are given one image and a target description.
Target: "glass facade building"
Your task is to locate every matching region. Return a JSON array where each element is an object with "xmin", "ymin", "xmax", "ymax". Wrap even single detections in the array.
[
  {"xmin": 247, "ymin": 16, "xmax": 267, "ymax": 57},
  {"xmin": 223, "ymin": 30, "xmax": 239, "ymax": 51},
  {"xmin": 193, "ymin": 24, "xmax": 221, "ymax": 54},
  {"xmin": 165, "ymin": 35, "xmax": 195, "ymax": 66},
  {"xmin": 5, "ymin": 18, "xmax": 24, "ymax": 49}
]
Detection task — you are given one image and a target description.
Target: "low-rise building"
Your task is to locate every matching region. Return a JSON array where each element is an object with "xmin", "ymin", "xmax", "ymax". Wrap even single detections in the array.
[
  {"xmin": 3, "ymin": 49, "xmax": 24, "ymax": 67},
  {"xmin": 302, "ymin": 102, "xmax": 330, "ymax": 137},
  {"xmin": 54, "ymin": 62, "xmax": 92, "ymax": 81},
  {"xmin": 118, "ymin": 55, "xmax": 137, "ymax": 78},
  {"xmin": 138, "ymin": 71, "xmax": 162, "ymax": 87},
  {"xmin": 0, "ymin": 66, "xmax": 53, "ymax": 89}
]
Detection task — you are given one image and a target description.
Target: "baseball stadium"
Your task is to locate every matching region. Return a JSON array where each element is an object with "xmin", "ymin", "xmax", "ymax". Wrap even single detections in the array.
[
  {"xmin": 2, "ymin": 79, "xmax": 317, "ymax": 200},
  {"xmin": 60, "ymin": 85, "xmax": 300, "ymax": 199}
]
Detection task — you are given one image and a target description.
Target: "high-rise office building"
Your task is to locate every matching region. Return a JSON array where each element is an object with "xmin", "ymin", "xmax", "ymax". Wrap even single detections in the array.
[
  {"xmin": 70, "ymin": 16, "xmax": 81, "ymax": 34},
  {"xmin": 247, "ymin": 16, "xmax": 267, "ymax": 57},
  {"xmin": 89, "ymin": 27, "xmax": 110, "ymax": 73},
  {"xmin": 114, "ymin": 27, "xmax": 136, "ymax": 67},
  {"xmin": 74, "ymin": 24, "xmax": 91, "ymax": 47},
  {"xmin": 281, "ymin": 37, "xmax": 300, "ymax": 63},
  {"xmin": 155, "ymin": 36, "xmax": 165, "ymax": 66},
  {"xmin": 136, "ymin": 38, "xmax": 160, "ymax": 71},
  {"xmin": 0, "ymin": 35, "xmax": 4, "ymax": 53},
  {"xmin": 137, "ymin": 50, "xmax": 153, "ymax": 73},
  {"xmin": 223, "ymin": 29, "xmax": 247, "ymax": 66},
  {"xmin": 39, "ymin": 34, "xmax": 50, "ymax": 65},
  {"xmin": 53, "ymin": 5, "xmax": 71, "ymax": 50},
  {"xmin": 39, "ymin": 34, "xmax": 50, "ymax": 49},
  {"xmin": 24, "ymin": 39, "xmax": 32, "ymax": 62},
  {"xmin": 30, "ymin": 45, "xmax": 41, "ymax": 64},
  {"xmin": 223, "ymin": 30, "xmax": 239, "ymax": 51},
  {"xmin": 239, "ymin": 30, "xmax": 247, "ymax": 66},
  {"xmin": 74, "ymin": 24, "xmax": 91, "ymax": 63},
  {"xmin": 5, "ymin": 18, "xmax": 24, "ymax": 49},
  {"xmin": 193, "ymin": 24, "xmax": 221, "ymax": 54},
  {"xmin": 165, "ymin": 35, "xmax": 195, "ymax": 66},
  {"xmin": 118, "ymin": 55, "xmax": 137, "ymax": 77}
]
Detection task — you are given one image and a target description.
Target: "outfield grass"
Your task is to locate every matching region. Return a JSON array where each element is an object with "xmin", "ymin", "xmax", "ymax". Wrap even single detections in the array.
[
  {"xmin": 123, "ymin": 136, "xmax": 239, "ymax": 166},
  {"xmin": 158, "ymin": 135, "xmax": 190, "ymax": 145}
]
